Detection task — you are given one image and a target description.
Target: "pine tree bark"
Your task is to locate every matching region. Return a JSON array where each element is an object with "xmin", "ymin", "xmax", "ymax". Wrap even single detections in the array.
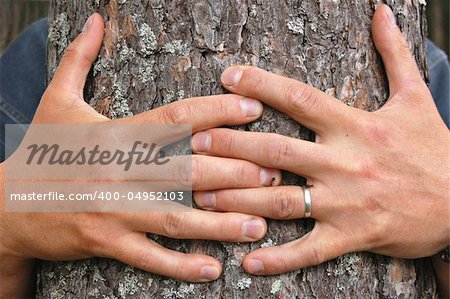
[{"xmin": 38, "ymin": 0, "xmax": 436, "ymax": 298}]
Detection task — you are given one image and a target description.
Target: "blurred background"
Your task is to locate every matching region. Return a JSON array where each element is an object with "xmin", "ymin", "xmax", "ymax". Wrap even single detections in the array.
[{"xmin": 0, "ymin": 0, "xmax": 449, "ymax": 54}]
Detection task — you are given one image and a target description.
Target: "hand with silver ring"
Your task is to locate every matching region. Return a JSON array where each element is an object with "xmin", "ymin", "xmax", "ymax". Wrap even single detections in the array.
[{"xmin": 192, "ymin": 5, "xmax": 449, "ymax": 276}]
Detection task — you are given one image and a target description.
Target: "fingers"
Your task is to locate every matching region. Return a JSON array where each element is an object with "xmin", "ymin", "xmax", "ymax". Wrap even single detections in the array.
[
  {"xmin": 371, "ymin": 5, "xmax": 424, "ymax": 95},
  {"xmin": 195, "ymin": 186, "xmax": 327, "ymax": 220},
  {"xmin": 122, "ymin": 94, "xmax": 263, "ymax": 134},
  {"xmin": 191, "ymin": 156, "xmax": 282, "ymax": 190},
  {"xmin": 125, "ymin": 210, "xmax": 267, "ymax": 242},
  {"xmin": 127, "ymin": 154, "xmax": 282, "ymax": 193},
  {"xmin": 192, "ymin": 128, "xmax": 331, "ymax": 177},
  {"xmin": 49, "ymin": 13, "xmax": 105, "ymax": 98},
  {"xmin": 111, "ymin": 233, "xmax": 222, "ymax": 282},
  {"xmin": 242, "ymin": 225, "xmax": 349, "ymax": 275},
  {"xmin": 220, "ymin": 66, "xmax": 353, "ymax": 135}
]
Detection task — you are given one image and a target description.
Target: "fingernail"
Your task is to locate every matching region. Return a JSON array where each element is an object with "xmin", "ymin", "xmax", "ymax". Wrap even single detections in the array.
[
  {"xmin": 385, "ymin": 5, "xmax": 396, "ymax": 26},
  {"xmin": 196, "ymin": 192, "xmax": 216, "ymax": 208},
  {"xmin": 222, "ymin": 67, "xmax": 243, "ymax": 86},
  {"xmin": 260, "ymin": 168, "xmax": 279, "ymax": 186},
  {"xmin": 82, "ymin": 15, "xmax": 94, "ymax": 32},
  {"xmin": 240, "ymin": 98, "xmax": 263, "ymax": 117},
  {"xmin": 247, "ymin": 259, "xmax": 264, "ymax": 274},
  {"xmin": 192, "ymin": 132, "xmax": 211, "ymax": 152},
  {"xmin": 200, "ymin": 265, "xmax": 220, "ymax": 281},
  {"xmin": 243, "ymin": 219, "xmax": 265, "ymax": 239}
]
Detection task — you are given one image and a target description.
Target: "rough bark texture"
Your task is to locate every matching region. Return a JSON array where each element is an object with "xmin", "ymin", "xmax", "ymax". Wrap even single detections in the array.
[{"xmin": 39, "ymin": 0, "xmax": 436, "ymax": 298}]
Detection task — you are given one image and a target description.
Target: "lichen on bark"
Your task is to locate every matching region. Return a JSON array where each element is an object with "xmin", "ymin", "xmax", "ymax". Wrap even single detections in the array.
[{"xmin": 39, "ymin": 0, "xmax": 436, "ymax": 298}]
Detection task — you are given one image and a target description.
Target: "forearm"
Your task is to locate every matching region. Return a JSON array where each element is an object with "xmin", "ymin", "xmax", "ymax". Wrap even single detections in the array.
[
  {"xmin": 0, "ymin": 163, "xmax": 35, "ymax": 298},
  {"xmin": 0, "ymin": 254, "xmax": 35, "ymax": 299}
]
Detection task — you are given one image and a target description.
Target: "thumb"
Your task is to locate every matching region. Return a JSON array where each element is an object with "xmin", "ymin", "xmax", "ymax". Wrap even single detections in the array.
[
  {"xmin": 371, "ymin": 4, "xmax": 423, "ymax": 95},
  {"xmin": 49, "ymin": 13, "xmax": 104, "ymax": 98},
  {"xmin": 242, "ymin": 226, "xmax": 349, "ymax": 275}
]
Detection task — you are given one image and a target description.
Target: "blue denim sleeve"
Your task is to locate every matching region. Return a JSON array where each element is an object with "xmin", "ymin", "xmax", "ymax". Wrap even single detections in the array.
[
  {"xmin": 0, "ymin": 19, "xmax": 49, "ymax": 161},
  {"xmin": 0, "ymin": 19, "xmax": 449, "ymax": 162},
  {"xmin": 427, "ymin": 40, "xmax": 450, "ymax": 129}
]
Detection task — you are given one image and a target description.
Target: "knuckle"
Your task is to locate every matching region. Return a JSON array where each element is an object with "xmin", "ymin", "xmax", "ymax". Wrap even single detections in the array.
[
  {"xmin": 63, "ymin": 41, "xmax": 90, "ymax": 67},
  {"xmin": 222, "ymin": 189, "xmax": 242, "ymax": 211},
  {"xmin": 268, "ymin": 138, "xmax": 292, "ymax": 166},
  {"xmin": 397, "ymin": 37, "xmax": 411, "ymax": 56},
  {"xmin": 381, "ymin": 32, "xmax": 410, "ymax": 60},
  {"xmin": 364, "ymin": 212, "xmax": 390, "ymax": 248},
  {"xmin": 364, "ymin": 224, "xmax": 385, "ymax": 249},
  {"xmin": 360, "ymin": 196, "xmax": 383, "ymax": 215},
  {"xmin": 270, "ymin": 190, "xmax": 296, "ymax": 219},
  {"xmin": 163, "ymin": 103, "xmax": 191, "ymax": 125},
  {"xmin": 216, "ymin": 98, "xmax": 232, "ymax": 118},
  {"xmin": 221, "ymin": 132, "xmax": 237, "ymax": 154},
  {"xmin": 172, "ymin": 261, "xmax": 189, "ymax": 280},
  {"xmin": 63, "ymin": 42, "xmax": 79, "ymax": 61},
  {"xmin": 171, "ymin": 158, "xmax": 192, "ymax": 189},
  {"xmin": 361, "ymin": 118, "xmax": 393, "ymax": 147},
  {"xmin": 190, "ymin": 157, "xmax": 202, "ymax": 190},
  {"xmin": 354, "ymin": 158, "xmax": 381, "ymax": 181},
  {"xmin": 285, "ymin": 83, "xmax": 317, "ymax": 114},
  {"xmin": 76, "ymin": 213, "xmax": 107, "ymax": 255},
  {"xmin": 397, "ymin": 83, "xmax": 427, "ymax": 102},
  {"xmin": 233, "ymin": 164, "xmax": 249, "ymax": 187},
  {"xmin": 308, "ymin": 245, "xmax": 324, "ymax": 266},
  {"xmin": 274, "ymin": 255, "xmax": 291, "ymax": 273},
  {"xmin": 162, "ymin": 213, "xmax": 186, "ymax": 238},
  {"xmin": 246, "ymin": 68, "xmax": 265, "ymax": 90},
  {"xmin": 217, "ymin": 216, "xmax": 233, "ymax": 241},
  {"xmin": 135, "ymin": 253, "xmax": 154, "ymax": 272}
]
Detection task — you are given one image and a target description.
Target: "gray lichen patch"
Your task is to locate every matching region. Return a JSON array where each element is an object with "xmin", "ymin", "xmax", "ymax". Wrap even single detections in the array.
[
  {"xmin": 260, "ymin": 43, "xmax": 273, "ymax": 60},
  {"xmin": 93, "ymin": 57, "xmax": 116, "ymax": 77},
  {"xmin": 163, "ymin": 90, "xmax": 176, "ymax": 104},
  {"xmin": 287, "ymin": 17, "xmax": 304, "ymax": 35},
  {"xmin": 48, "ymin": 13, "xmax": 70, "ymax": 54},
  {"xmin": 260, "ymin": 238, "xmax": 276, "ymax": 248},
  {"xmin": 327, "ymin": 253, "xmax": 361, "ymax": 292},
  {"xmin": 138, "ymin": 23, "xmax": 158, "ymax": 56},
  {"xmin": 162, "ymin": 40, "xmax": 191, "ymax": 56},
  {"xmin": 235, "ymin": 277, "xmax": 252, "ymax": 290},
  {"xmin": 270, "ymin": 279, "xmax": 282, "ymax": 294},
  {"xmin": 48, "ymin": 277, "xmax": 69, "ymax": 299},
  {"xmin": 177, "ymin": 89, "xmax": 185, "ymax": 100},
  {"xmin": 249, "ymin": 4, "xmax": 258, "ymax": 17},
  {"xmin": 118, "ymin": 44, "xmax": 136, "ymax": 64},
  {"xmin": 118, "ymin": 267, "xmax": 143, "ymax": 298},
  {"xmin": 161, "ymin": 283, "xmax": 195, "ymax": 298},
  {"xmin": 162, "ymin": 88, "xmax": 185, "ymax": 105},
  {"xmin": 93, "ymin": 59, "xmax": 102, "ymax": 76},
  {"xmin": 110, "ymin": 84, "xmax": 134, "ymax": 119},
  {"xmin": 137, "ymin": 59, "xmax": 156, "ymax": 84}
]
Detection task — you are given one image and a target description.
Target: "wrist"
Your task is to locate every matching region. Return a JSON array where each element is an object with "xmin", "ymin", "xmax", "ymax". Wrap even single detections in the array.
[
  {"xmin": 0, "ymin": 163, "xmax": 36, "ymax": 298},
  {"xmin": 0, "ymin": 254, "xmax": 35, "ymax": 298}
]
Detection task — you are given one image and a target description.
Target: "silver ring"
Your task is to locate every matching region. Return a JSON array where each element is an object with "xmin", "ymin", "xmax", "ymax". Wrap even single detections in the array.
[{"xmin": 303, "ymin": 186, "xmax": 312, "ymax": 218}]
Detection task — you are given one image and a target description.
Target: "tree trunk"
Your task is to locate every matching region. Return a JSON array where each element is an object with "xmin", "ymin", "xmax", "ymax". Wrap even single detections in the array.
[{"xmin": 39, "ymin": 0, "xmax": 436, "ymax": 298}]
